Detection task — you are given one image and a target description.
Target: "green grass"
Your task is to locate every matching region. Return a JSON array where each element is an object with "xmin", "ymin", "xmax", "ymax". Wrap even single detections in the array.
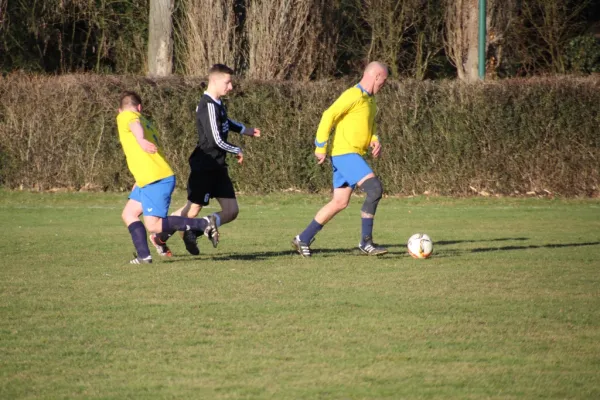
[{"xmin": 1, "ymin": 190, "xmax": 599, "ymax": 399}]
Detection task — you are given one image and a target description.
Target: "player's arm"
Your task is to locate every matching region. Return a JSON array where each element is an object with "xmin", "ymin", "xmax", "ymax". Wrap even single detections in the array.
[
  {"xmin": 229, "ymin": 118, "xmax": 261, "ymax": 137},
  {"xmin": 370, "ymin": 122, "xmax": 381, "ymax": 158},
  {"xmin": 314, "ymin": 91, "xmax": 359, "ymax": 157},
  {"xmin": 129, "ymin": 120, "xmax": 157, "ymax": 153}
]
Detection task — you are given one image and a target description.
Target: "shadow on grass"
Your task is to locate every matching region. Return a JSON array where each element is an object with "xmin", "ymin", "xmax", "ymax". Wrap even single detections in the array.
[
  {"xmin": 436, "ymin": 237, "xmax": 529, "ymax": 246},
  {"xmin": 161, "ymin": 247, "xmax": 352, "ymax": 262},
  {"xmin": 471, "ymin": 241, "xmax": 600, "ymax": 253},
  {"xmin": 431, "ymin": 240, "xmax": 600, "ymax": 258},
  {"xmin": 159, "ymin": 239, "xmax": 600, "ymax": 262}
]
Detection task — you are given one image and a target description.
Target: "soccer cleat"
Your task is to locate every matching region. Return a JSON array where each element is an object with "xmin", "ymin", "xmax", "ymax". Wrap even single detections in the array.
[
  {"xmin": 130, "ymin": 253, "xmax": 152, "ymax": 264},
  {"xmin": 182, "ymin": 230, "xmax": 200, "ymax": 256},
  {"xmin": 203, "ymin": 215, "xmax": 219, "ymax": 248},
  {"xmin": 358, "ymin": 236, "xmax": 388, "ymax": 256},
  {"xmin": 149, "ymin": 233, "xmax": 173, "ymax": 257},
  {"xmin": 291, "ymin": 235, "xmax": 313, "ymax": 257}
]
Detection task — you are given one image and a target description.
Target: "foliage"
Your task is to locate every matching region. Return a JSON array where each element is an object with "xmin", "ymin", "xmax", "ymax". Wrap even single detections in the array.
[
  {"xmin": 0, "ymin": 74, "xmax": 598, "ymax": 196},
  {"xmin": 0, "ymin": 0, "xmax": 148, "ymax": 74},
  {"xmin": 2, "ymin": 0, "xmax": 598, "ymax": 79},
  {"xmin": 565, "ymin": 35, "xmax": 600, "ymax": 73},
  {"xmin": 518, "ymin": 0, "xmax": 593, "ymax": 74}
]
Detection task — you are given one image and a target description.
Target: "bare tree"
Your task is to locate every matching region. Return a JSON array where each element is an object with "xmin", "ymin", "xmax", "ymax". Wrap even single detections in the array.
[
  {"xmin": 245, "ymin": 0, "xmax": 335, "ymax": 80},
  {"xmin": 410, "ymin": 0, "xmax": 445, "ymax": 80},
  {"xmin": 176, "ymin": 0, "xmax": 239, "ymax": 76},
  {"xmin": 335, "ymin": 0, "xmax": 445, "ymax": 79},
  {"xmin": 0, "ymin": 0, "xmax": 7, "ymax": 33},
  {"xmin": 148, "ymin": 0, "xmax": 174, "ymax": 76},
  {"xmin": 444, "ymin": 0, "xmax": 480, "ymax": 82},
  {"xmin": 485, "ymin": 0, "xmax": 516, "ymax": 77},
  {"xmin": 522, "ymin": 0, "xmax": 591, "ymax": 74},
  {"xmin": 362, "ymin": 0, "xmax": 418, "ymax": 77}
]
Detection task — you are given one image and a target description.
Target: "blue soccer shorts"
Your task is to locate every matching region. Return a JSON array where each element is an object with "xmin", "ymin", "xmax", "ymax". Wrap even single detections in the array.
[
  {"xmin": 129, "ymin": 175, "xmax": 176, "ymax": 218},
  {"xmin": 331, "ymin": 153, "xmax": 373, "ymax": 189}
]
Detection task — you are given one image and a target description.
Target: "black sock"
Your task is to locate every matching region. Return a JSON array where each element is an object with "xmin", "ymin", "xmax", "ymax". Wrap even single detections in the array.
[
  {"xmin": 128, "ymin": 221, "xmax": 150, "ymax": 259},
  {"xmin": 162, "ymin": 216, "xmax": 208, "ymax": 233},
  {"xmin": 299, "ymin": 219, "xmax": 323, "ymax": 243}
]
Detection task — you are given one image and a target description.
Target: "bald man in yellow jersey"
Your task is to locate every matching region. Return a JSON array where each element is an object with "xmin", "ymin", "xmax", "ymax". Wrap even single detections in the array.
[
  {"xmin": 117, "ymin": 91, "xmax": 218, "ymax": 264},
  {"xmin": 292, "ymin": 62, "xmax": 389, "ymax": 257}
]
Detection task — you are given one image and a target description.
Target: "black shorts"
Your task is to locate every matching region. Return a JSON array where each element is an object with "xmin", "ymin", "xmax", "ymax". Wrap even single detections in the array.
[{"xmin": 187, "ymin": 168, "xmax": 236, "ymax": 206}]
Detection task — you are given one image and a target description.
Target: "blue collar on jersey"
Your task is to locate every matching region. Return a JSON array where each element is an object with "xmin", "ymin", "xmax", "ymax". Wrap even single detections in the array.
[{"xmin": 356, "ymin": 83, "xmax": 372, "ymax": 96}]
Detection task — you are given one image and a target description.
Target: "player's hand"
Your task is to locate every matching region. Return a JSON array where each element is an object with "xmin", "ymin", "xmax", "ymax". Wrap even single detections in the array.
[
  {"xmin": 315, "ymin": 152, "xmax": 326, "ymax": 165},
  {"xmin": 247, "ymin": 127, "xmax": 261, "ymax": 137},
  {"xmin": 236, "ymin": 151, "xmax": 244, "ymax": 164},
  {"xmin": 370, "ymin": 140, "xmax": 381, "ymax": 158},
  {"xmin": 141, "ymin": 140, "xmax": 157, "ymax": 154}
]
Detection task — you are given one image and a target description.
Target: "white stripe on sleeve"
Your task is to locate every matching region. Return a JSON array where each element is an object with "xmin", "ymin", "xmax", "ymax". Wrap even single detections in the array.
[{"xmin": 208, "ymin": 103, "xmax": 240, "ymax": 154}]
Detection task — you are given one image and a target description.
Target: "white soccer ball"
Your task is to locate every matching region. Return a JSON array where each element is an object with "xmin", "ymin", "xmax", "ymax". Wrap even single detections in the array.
[{"xmin": 407, "ymin": 233, "xmax": 433, "ymax": 259}]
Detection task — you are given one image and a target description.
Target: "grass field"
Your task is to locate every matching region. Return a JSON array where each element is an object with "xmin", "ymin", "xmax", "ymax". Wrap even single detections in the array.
[{"xmin": 1, "ymin": 190, "xmax": 599, "ymax": 399}]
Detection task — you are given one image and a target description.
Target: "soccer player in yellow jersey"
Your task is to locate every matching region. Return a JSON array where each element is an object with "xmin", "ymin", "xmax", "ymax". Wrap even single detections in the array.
[
  {"xmin": 117, "ymin": 91, "xmax": 218, "ymax": 264},
  {"xmin": 292, "ymin": 62, "xmax": 389, "ymax": 257}
]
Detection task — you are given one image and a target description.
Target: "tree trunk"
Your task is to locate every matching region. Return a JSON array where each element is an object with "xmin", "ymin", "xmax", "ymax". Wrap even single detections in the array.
[
  {"xmin": 464, "ymin": 2, "xmax": 479, "ymax": 82},
  {"xmin": 445, "ymin": 0, "xmax": 481, "ymax": 83},
  {"xmin": 148, "ymin": 0, "xmax": 174, "ymax": 77}
]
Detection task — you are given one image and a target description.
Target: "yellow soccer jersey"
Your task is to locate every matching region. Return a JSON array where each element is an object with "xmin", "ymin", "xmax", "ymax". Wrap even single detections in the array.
[
  {"xmin": 314, "ymin": 85, "xmax": 379, "ymax": 156},
  {"xmin": 116, "ymin": 110, "xmax": 174, "ymax": 188}
]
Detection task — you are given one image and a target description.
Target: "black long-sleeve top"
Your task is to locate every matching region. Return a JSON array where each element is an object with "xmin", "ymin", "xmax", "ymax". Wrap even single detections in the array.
[{"xmin": 189, "ymin": 93, "xmax": 245, "ymax": 171}]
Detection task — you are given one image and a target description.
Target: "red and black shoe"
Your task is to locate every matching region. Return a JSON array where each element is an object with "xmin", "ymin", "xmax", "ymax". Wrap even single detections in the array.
[{"xmin": 149, "ymin": 233, "xmax": 173, "ymax": 257}]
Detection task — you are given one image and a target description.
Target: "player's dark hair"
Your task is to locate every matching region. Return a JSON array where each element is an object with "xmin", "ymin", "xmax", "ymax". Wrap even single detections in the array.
[
  {"xmin": 120, "ymin": 91, "xmax": 142, "ymax": 109},
  {"xmin": 208, "ymin": 64, "xmax": 235, "ymax": 76}
]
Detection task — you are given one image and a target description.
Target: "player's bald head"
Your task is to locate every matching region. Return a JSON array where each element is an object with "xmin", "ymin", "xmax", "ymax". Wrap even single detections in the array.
[
  {"xmin": 360, "ymin": 61, "xmax": 389, "ymax": 95},
  {"xmin": 364, "ymin": 61, "xmax": 389, "ymax": 79}
]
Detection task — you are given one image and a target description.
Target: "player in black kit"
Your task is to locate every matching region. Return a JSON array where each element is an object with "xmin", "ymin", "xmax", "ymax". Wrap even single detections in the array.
[{"xmin": 151, "ymin": 64, "xmax": 261, "ymax": 256}]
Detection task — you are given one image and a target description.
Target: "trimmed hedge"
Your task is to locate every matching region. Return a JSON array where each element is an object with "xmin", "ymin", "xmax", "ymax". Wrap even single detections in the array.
[{"xmin": 0, "ymin": 74, "xmax": 598, "ymax": 196}]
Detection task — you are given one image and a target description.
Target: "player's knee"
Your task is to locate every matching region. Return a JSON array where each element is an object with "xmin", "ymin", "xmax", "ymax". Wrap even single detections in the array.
[
  {"xmin": 229, "ymin": 207, "xmax": 239, "ymax": 221},
  {"xmin": 183, "ymin": 202, "xmax": 202, "ymax": 218},
  {"xmin": 332, "ymin": 197, "xmax": 350, "ymax": 211},
  {"xmin": 146, "ymin": 220, "xmax": 162, "ymax": 234},
  {"xmin": 140, "ymin": 215, "xmax": 162, "ymax": 234},
  {"xmin": 222, "ymin": 206, "xmax": 239, "ymax": 223},
  {"xmin": 361, "ymin": 177, "xmax": 383, "ymax": 215},
  {"xmin": 189, "ymin": 203, "xmax": 202, "ymax": 218},
  {"xmin": 121, "ymin": 209, "xmax": 137, "ymax": 226}
]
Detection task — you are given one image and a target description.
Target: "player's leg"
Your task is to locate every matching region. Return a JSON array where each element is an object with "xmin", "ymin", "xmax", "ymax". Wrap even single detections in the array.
[
  {"xmin": 153, "ymin": 170, "xmax": 210, "ymax": 255},
  {"xmin": 197, "ymin": 168, "xmax": 237, "ymax": 248},
  {"xmin": 356, "ymin": 172, "xmax": 387, "ymax": 256},
  {"xmin": 152, "ymin": 200, "xmax": 203, "ymax": 255},
  {"xmin": 315, "ymin": 186, "xmax": 353, "ymax": 224},
  {"xmin": 144, "ymin": 212, "xmax": 217, "ymax": 244},
  {"xmin": 122, "ymin": 187, "xmax": 152, "ymax": 264},
  {"xmin": 298, "ymin": 153, "xmax": 362, "ymax": 238},
  {"xmin": 292, "ymin": 186, "xmax": 353, "ymax": 257},
  {"xmin": 140, "ymin": 177, "xmax": 218, "ymax": 255},
  {"xmin": 293, "ymin": 154, "xmax": 364, "ymax": 257},
  {"xmin": 172, "ymin": 201, "xmax": 203, "ymax": 218},
  {"xmin": 214, "ymin": 197, "xmax": 239, "ymax": 225},
  {"xmin": 211, "ymin": 168, "xmax": 238, "ymax": 226}
]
